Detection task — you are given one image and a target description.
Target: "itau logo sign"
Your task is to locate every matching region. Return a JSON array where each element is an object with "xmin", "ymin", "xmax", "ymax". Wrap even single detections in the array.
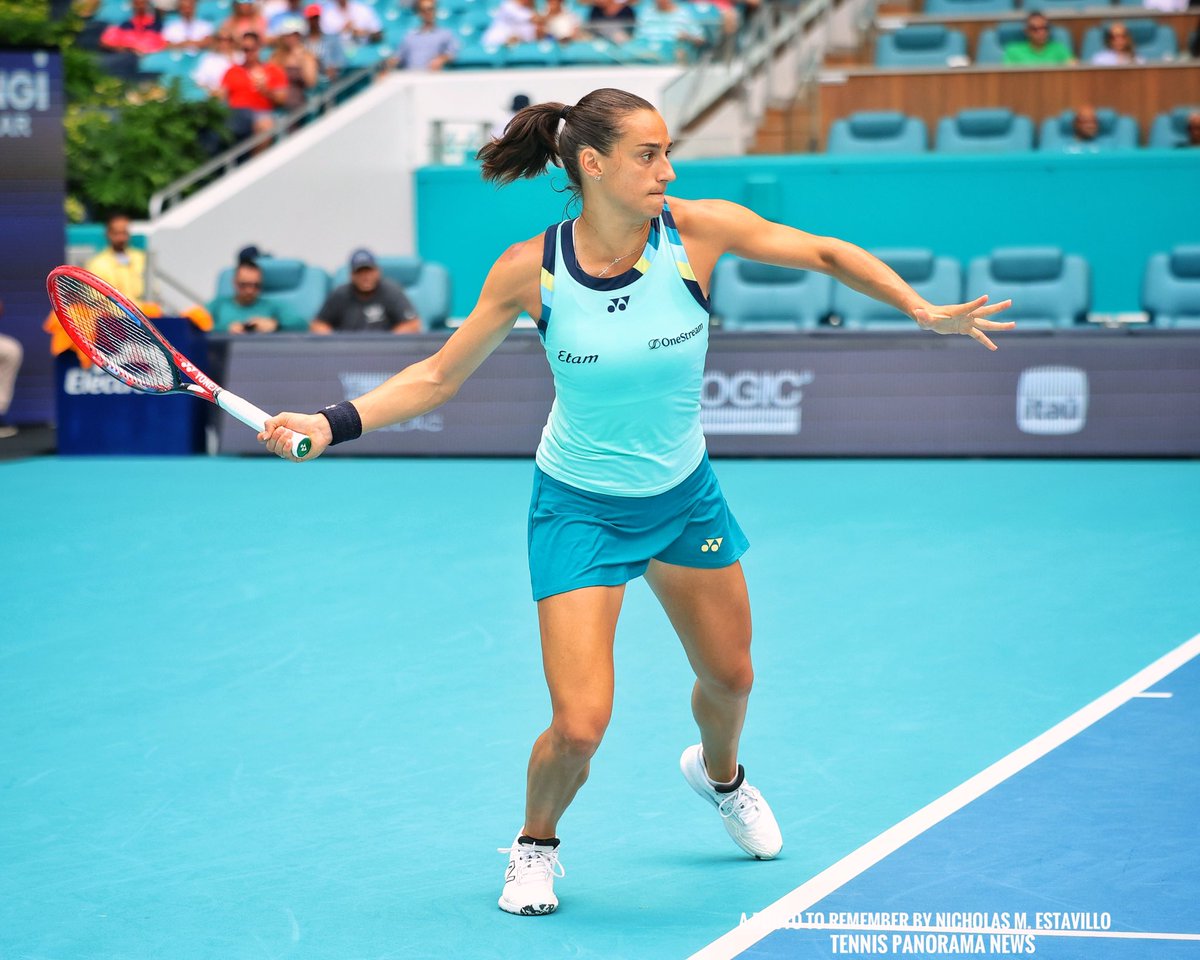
[{"xmin": 1016, "ymin": 366, "xmax": 1088, "ymax": 435}]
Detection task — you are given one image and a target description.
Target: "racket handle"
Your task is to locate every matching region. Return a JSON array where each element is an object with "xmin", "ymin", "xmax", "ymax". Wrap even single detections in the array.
[{"xmin": 216, "ymin": 390, "xmax": 312, "ymax": 459}]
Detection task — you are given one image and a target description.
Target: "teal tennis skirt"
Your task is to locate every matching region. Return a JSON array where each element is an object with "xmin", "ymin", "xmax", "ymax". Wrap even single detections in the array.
[{"xmin": 527, "ymin": 453, "xmax": 750, "ymax": 601}]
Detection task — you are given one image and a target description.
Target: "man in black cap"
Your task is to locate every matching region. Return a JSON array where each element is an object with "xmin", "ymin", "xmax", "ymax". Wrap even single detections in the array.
[{"xmin": 311, "ymin": 249, "xmax": 423, "ymax": 334}]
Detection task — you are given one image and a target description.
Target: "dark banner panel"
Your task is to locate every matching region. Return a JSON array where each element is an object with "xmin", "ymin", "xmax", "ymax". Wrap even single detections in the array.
[
  {"xmin": 0, "ymin": 50, "xmax": 66, "ymax": 424},
  {"xmin": 214, "ymin": 330, "xmax": 1200, "ymax": 457}
]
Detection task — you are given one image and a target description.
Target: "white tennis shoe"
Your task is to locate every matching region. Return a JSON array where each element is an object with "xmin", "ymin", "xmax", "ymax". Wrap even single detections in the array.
[
  {"xmin": 498, "ymin": 835, "xmax": 565, "ymax": 916},
  {"xmin": 680, "ymin": 744, "xmax": 783, "ymax": 860}
]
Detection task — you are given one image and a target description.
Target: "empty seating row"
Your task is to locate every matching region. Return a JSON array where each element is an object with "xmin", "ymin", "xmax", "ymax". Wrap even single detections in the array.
[
  {"xmin": 876, "ymin": 20, "xmax": 1183, "ymax": 65},
  {"xmin": 711, "ymin": 245, "xmax": 1200, "ymax": 330},
  {"xmin": 212, "ymin": 255, "xmax": 452, "ymax": 328},
  {"xmin": 828, "ymin": 105, "xmax": 1200, "ymax": 153}
]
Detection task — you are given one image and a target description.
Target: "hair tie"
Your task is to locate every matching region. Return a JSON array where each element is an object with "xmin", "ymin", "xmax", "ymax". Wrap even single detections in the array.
[{"xmin": 559, "ymin": 105, "xmax": 572, "ymax": 122}]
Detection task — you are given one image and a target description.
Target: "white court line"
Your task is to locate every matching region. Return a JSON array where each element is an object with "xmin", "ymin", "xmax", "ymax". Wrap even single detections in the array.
[
  {"xmin": 687, "ymin": 633, "xmax": 1200, "ymax": 960},
  {"xmin": 1133, "ymin": 691, "xmax": 1173, "ymax": 699},
  {"xmin": 779, "ymin": 923, "xmax": 1200, "ymax": 942}
]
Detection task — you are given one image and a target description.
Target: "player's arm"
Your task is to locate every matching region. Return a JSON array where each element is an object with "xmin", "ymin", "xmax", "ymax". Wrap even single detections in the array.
[
  {"xmin": 673, "ymin": 197, "xmax": 1014, "ymax": 350},
  {"xmin": 261, "ymin": 236, "xmax": 540, "ymax": 459}
]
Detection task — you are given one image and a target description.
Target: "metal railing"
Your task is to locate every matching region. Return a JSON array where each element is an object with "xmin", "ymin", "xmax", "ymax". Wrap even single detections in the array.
[{"xmin": 147, "ymin": 66, "xmax": 375, "ymax": 220}]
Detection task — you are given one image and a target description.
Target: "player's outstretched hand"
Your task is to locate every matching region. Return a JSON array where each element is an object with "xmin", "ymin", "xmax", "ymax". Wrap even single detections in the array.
[
  {"xmin": 914, "ymin": 295, "xmax": 1016, "ymax": 351},
  {"xmin": 260, "ymin": 412, "xmax": 332, "ymax": 462}
]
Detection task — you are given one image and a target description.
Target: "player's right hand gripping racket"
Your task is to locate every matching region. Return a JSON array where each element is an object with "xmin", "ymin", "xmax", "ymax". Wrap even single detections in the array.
[{"xmin": 47, "ymin": 265, "xmax": 310, "ymax": 459}]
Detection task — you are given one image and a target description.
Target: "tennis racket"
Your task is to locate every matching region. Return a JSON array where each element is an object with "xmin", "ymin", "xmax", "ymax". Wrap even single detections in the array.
[{"xmin": 46, "ymin": 265, "xmax": 310, "ymax": 459}]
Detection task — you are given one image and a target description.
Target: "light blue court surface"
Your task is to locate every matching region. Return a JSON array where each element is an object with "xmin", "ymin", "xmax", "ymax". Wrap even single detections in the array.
[{"xmin": 2, "ymin": 457, "xmax": 1198, "ymax": 960}]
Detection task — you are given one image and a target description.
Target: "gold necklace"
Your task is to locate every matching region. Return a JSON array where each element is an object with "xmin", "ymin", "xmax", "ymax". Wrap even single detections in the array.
[{"xmin": 576, "ymin": 219, "xmax": 648, "ymax": 278}]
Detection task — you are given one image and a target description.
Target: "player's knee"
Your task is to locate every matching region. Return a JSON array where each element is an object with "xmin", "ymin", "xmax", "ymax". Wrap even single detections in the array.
[
  {"xmin": 704, "ymin": 661, "xmax": 754, "ymax": 700},
  {"xmin": 550, "ymin": 712, "xmax": 609, "ymax": 759}
]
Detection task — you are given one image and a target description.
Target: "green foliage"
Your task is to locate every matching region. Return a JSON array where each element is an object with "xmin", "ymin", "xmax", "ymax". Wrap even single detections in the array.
[{"xmin": 1, "ymin": 0, "xmax": 233, "ymax": 220}]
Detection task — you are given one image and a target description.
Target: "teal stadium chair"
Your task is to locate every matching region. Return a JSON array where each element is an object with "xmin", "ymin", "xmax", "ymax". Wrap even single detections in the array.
[
  {"xmin": 137, "ymin": 50, "xmax": 199, "ymax": 77},
  {"xmin": 1142, "ymin": 246, "xmax": 1200, "ymax": 328},
  {"xmin": 833, "ymin": 249, "xmax": 962, "ymax": 329},
  {"xmin": 504, "ymin": 40, "xmax": 561, "ymax": 67},
  {"xmin": 331, "ymin": 256, "xmax": 452, "ymax": 329},
  {"xmin": 711, "ymin": 258, "xmax": 833, "ymax": 331},
  {"xmin": 1039, "ymin": 108, "xmax": 1139, "ymax": 151},
  {"xmin": 450, "ymin": 40, "xmax": 505, "ymax": 67},
  {"xmin": 967, "ymin": 247, "xmax": 1089, "ymax": 329},
  {"xmin": 215, "ymin": 258, "xmax": 331, "ymax": 322},
  {"xmin": 936, "ymin": 108, "xmax": 1034, "ymax": 153},
  {"xmin": 826, "ymin": 111, "xmax": 928, "ymax": 154},
  {"xmin": 1080, "ymin": 20, "xmax": 1177, "ymax": 60},
  {"xmin": 975, "ymin": 21, "xmax": 1073, "ymax": 64},
  {"xmin": 875, "ymin": 24, "xmax": 969, "ymax": 67},
  {"xmin": 559, "ymin": 39, "xmax": 623, "ymax": 65},
  {"xmin": 1148, "ymin": 106, "xmax": 1200, "ymax": 148},
  {"xmin": 923, "ymin": 0, "xmax": 1014, "ymax": 16}
]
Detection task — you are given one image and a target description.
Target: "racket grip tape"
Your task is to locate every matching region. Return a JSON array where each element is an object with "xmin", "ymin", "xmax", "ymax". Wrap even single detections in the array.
[{"xmin": 216, "ymin": 390, "xmax": 312, "ymax": 459}]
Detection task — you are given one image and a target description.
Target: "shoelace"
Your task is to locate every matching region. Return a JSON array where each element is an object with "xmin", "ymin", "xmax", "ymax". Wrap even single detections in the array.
[
  {"xmin": 497, "ymin": 843, "xmax": 566, "ymax": 884},
  {"xmin": 717, "ymin": 784, "xmax": 764, "ymax": 825}
]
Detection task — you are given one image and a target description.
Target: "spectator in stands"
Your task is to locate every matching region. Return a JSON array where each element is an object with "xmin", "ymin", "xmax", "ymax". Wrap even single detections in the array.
[
  {"xmin": 220, "ymin": 31, "xmax": 288, "ymax": 144},
  {"xmin": 193, "ymin": 29, "xmax": 241, "ymax": 93},
  {"xmin": 540, "ymin": 0, "xmax": 586, "ymax": 43},
  {"xmin": 586, "ymin": 0, "xmax": 637, "ymax": 44},
  {"xmin": 311, "ymin": 249, "xmax": 422, "ymax": 334},
  {"xmin": 320, "ymin": 0, "xmax": 383, "ymax": 44},
  {"xmin": 264, "ymin": 0, "xmax": 305, "ymax": 36},
  {"xmin": 388, "ymin": 0, "xmax": 459, "ymax": 70},
  {"xmin": 0, "ymin": 300, "xmax": 22, "ymax": 440},
  {"xmin": 1063, "ymin": 103, "xmax": 1102, "ymax": 151},
  {"xmin": 221, "ymin": 0, "xmax": 269, "ymax": 41},
  {"xmin": 100, "ymin": 0, "xmax": 167, "ymax": 54},
  {"xmin": 85, "ymin": 214, "xmax": 147, "ymax": 302},
  {"xmin": 483, "ymin": 0, "xmax": 541, "ymax": 47},
  {"xmin": 303, "ymin": 3, "xmax": 346, "ymax": 79},
  {"xmin": 1003, "ymin": 11, "xmax": 1075, "ymax": 65},
  {"xmin": 1183, "ymin": 110, "xmax": 1200, "ymax": 147},
  {"xmin": 270, "ymin": 19, "xmax": 319, "ymax": 107},
  {"xmin": 637, "ymin": 0, "xmax": 705, "ymax": 57},
  {"xmin": 209, "ymin": 260, "xmax": 305, "ymax": 333},
  {"xmin": 693, "ymin": 0, "xmax": 756, "ymax": 41},
  {"xmin": 162, "ymin": 0, "xmax": 215, "ymax": 49},
  {"xmin": 1090, "ymin": 22, "xmax": 1141, "ymax": 65},
  {"xmin": 1142, "ymin": 0, "xmax": 1187, "ymax": 11}
]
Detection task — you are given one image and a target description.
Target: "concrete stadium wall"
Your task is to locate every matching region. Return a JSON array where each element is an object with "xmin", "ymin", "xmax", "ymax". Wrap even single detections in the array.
[{"xmin": 416, "ymin": 149, "xmax": 1195, "ymax": 316}]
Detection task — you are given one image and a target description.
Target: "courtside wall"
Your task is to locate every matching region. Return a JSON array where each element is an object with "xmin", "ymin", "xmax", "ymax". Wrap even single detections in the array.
[{"xmin": 415, "ymin": 150, "xmax": 1197, "ymax": 317}]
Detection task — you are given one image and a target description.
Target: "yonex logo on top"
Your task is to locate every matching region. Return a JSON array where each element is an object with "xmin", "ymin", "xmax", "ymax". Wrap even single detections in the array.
[
  {"xmin": 701, "ymin": 537, "xmax": 723, "ymax": 552},
  {"xmin": 607, "ymin": 296, "xmax": 630, "ymax": 313}
]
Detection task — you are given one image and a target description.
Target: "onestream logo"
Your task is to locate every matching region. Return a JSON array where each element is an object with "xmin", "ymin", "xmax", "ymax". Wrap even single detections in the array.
[{"xmin": 1016, "ymin": 366, "xmax": 1088, "ymax": 435}]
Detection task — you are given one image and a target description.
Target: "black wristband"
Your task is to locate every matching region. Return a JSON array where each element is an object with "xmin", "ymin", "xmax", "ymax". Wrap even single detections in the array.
[{"xmin": 317, "ymin": 400, "xmax": 363, "ymax": 445}]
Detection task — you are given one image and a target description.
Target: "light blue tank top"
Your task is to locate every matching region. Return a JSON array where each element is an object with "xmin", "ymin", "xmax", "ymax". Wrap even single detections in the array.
[{"xmin": 534, "ymin": 204, "xmax": 711, "ymax": 497}]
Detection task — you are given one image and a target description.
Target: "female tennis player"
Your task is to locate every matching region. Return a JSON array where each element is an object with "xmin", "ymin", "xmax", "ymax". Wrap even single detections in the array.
[{"xmin": 260, "ymin": 87, "xmax": 1014, "ymax": 916}]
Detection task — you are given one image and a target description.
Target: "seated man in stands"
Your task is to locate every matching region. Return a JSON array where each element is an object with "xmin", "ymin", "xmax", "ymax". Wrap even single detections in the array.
[
  {"xmin": 1066, "ymin": 104, "xmax": 1101, "ymax": 151},
  {"xmin": 1003, "ymin": 11, "xmax": 1074, "ymax": 65},
  {"xmin": 162, "ymin": 0, "xmax": 216, "ymax": 50},
  {"xmin": 585, "ymin": 0, "xmax": 637, "ymax": 44},
  {"xmin": 100, "ymin": 0, "xmax": 167, "ymax": 54},
  {"xmin": 637, "ymin": 0, "xmax": 706, "ymax": 58},
  {"xmin": 539, "ymin": 0, "xmax": 586, "ymax": 43},
  {"xmin": 220, "ymin": 31, "xmax": 288, "ymax": 145},
  {"xmin": 388, "ymin": 0, "xmax": 459, "ymax": 70},
  {"xmin": 303, "ymin": 3, "xmax": 346, "ymax": 80},
  {"xmin": 192, "ymin": 30, "xmax": 241, "ymax": 94},
  {"xmin": 320, "ymin": 0, "xmax": 383, "ymax": 45},
  {"xmin": 482, "ymin": 0, "xmax": 541, "ymax": 47},
  {"xmin": 85, "ymin": 214, "xmax": 147, "ymax": 302},
  {"xmin": 209, "ymin": 259, "xmax": 305, "ymax": 333},
  {"xmin": 311, "ymin": 249, "xmax": 422, "ymax": 334}
]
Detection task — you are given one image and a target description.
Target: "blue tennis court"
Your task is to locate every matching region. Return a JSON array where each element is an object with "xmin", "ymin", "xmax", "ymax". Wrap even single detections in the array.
[{"xmin": 2, "ymin": 455, "xmax": 1198, "ymax": 959}]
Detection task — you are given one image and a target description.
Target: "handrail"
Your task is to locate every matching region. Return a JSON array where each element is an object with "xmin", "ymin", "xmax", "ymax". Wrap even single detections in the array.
[{"xmin": 148, "ymin": 66, "xmax": 374, "ymax": 220}]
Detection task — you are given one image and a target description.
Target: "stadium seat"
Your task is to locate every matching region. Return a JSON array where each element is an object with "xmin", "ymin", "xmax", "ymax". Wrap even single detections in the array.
[
  {"xmin": 1142, "ymin": 246, "xmax": 1200, "ymax": 328},
  {"xmin": 215, "ymin": 258, "xmax": 331, "ymax": 322},
  {"xmin": 449, "ymin": 40, "xmax": 505, "ymax": 67},
  {"xmin": 975, "ymin": 22, "xmax": 1073, "ymax": 64},
  {"xmin": 331, "ymin": 256, "xmax": 452, "ymax": 329},
  {"xmin": 710, "ymin": 257, "xmax": 833, "ymax": 330},
  {"xmin": 936, "ymin": 108, "xmax": 1034, "ymax": 153},
  {"xmin": 558, "ymin": 38, "xmax": 622, "ymax": 65},
  {"xmin": 875, "ymin": 25, "xmax": 968, "ymax": 67},
  {"xmin": 834, "ymin": 249, "xmax": 962, "ymax": 329},
  {"xmin": 967, "ymin": 247, "xmax": 1090, "ymax": 329},
  {"xmin": 1038, "ymin": 108, "xmax": 1139, "ymax": 151},
  {"xmin": 827, "ymin": 111, "xmax": 928, "ymax": 154},
  {"xmin": 1148, "ymin": 106, "xmax": 1200, "ymax": 148},
  {"xmin": 1027, "ymin": 0, "xmax": 1102, "ymax": 11},
  {"xmin": 1080, "ymin": 21, "xmax": 1177, "ymax": 61},
  {"xmin": 923, "ymin": 0, "xmax": 1014, "ymax": 15},
  {"xmin": 503, "ymin": 40, "xmax": 561, "ymax": 67},
  {"xmin": 137, "ymin": 50, "xmax": 199, "ymax": 77}
]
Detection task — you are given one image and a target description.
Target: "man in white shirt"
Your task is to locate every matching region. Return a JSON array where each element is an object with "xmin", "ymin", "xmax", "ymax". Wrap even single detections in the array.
[
  {"xmin": 162, "ymin": 0, "xmax": 216, "ymax": 47},
  {"xmin": 319, "ymin": 0, "xmax": 381, "ymax": 42}
]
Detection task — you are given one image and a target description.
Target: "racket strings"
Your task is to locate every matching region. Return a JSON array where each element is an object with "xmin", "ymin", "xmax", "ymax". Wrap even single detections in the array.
[{"xmin": 52, "ymin": 274, "xmax": 177, "ymax": 392}]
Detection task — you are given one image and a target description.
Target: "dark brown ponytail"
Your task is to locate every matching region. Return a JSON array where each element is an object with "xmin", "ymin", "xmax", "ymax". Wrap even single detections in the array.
[{"xmin": 477, "ymin": 88, "xmax": 656, "ymax": 194}]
